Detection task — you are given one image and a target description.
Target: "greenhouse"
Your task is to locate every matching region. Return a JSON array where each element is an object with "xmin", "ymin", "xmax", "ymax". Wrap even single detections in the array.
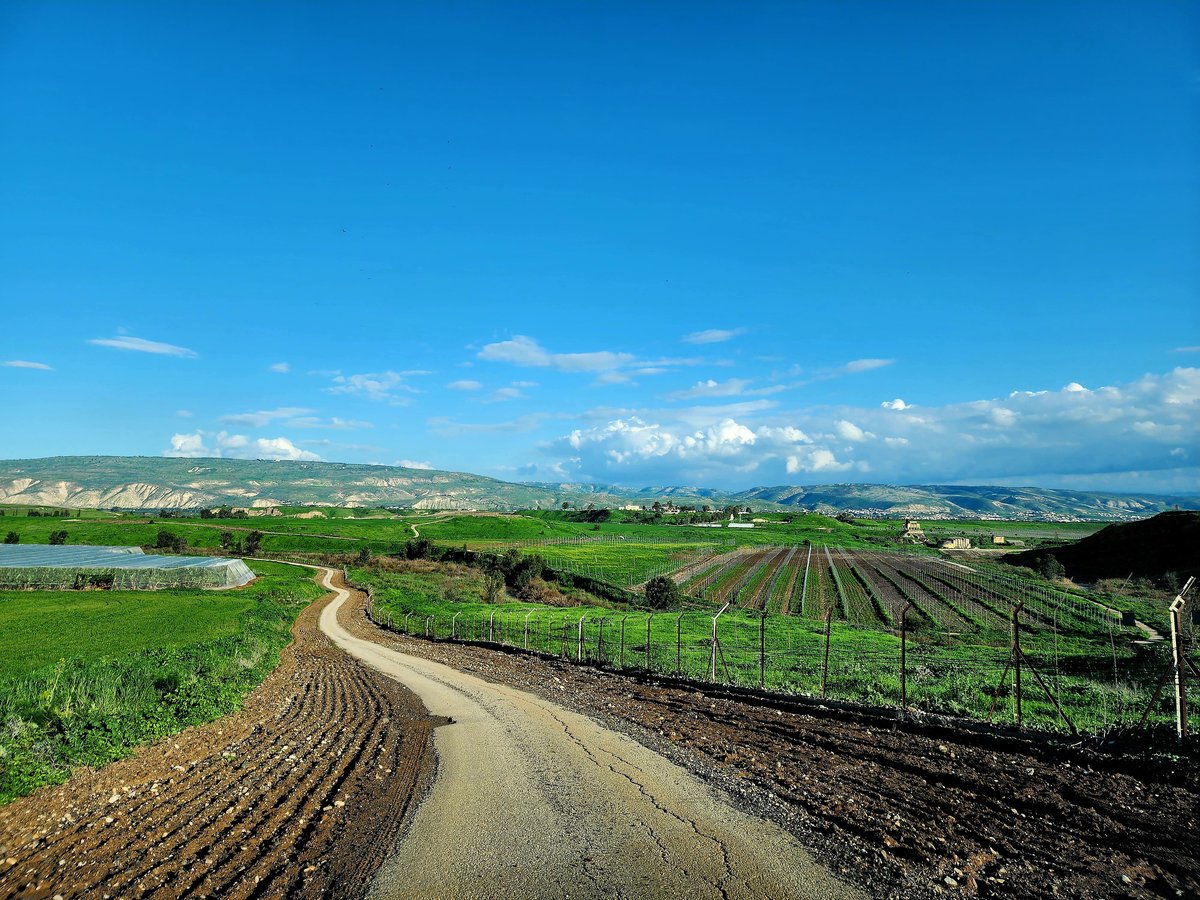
[{"xmin": 0, "ymin": 545, "xmax": 256, "ymax": 590}]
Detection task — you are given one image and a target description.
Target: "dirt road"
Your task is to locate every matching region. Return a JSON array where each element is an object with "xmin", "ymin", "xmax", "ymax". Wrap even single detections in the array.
[{"xmin": 317, "ymin": 570, "xmax": 862, "ymax": 899}]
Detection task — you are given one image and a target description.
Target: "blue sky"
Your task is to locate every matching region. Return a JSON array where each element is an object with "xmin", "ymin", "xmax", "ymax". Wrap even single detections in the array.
[{"xmin": 2, "ymin": 1, "xmax": 1197, "ymax": 492}]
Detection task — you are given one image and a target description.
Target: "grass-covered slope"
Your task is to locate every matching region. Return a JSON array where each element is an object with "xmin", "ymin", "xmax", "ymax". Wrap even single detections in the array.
[{"xmin": 1007, "ymin": 510, "xmax": 1200, "ymax": 582}]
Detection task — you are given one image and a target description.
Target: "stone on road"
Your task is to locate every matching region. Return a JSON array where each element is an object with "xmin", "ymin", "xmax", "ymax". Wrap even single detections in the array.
[{"xmin": 318, "ymin": 571, "xmax": 861, "ymax": 899}]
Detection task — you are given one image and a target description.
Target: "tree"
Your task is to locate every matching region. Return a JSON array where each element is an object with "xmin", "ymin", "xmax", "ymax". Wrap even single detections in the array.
[
  {"xmin": 48, "ymin": 530, "xmax": 68, "ymax": 545},
  {"xmin": 1036, "ymin": 554, "xmax": 1066, "ymax": 580},
  {"xmin": 356, "ymin": 546, "xmax": 371, "ymax": 565},
  {"xmin": 244, "ymin": 531, "xmax": 263, "ymax": 555},
  {"xmin": 3, "ymin": 532, "xmax": 18, "ymax": 544},
  {"xmin": 562, "ymin": 501, "xmax": 571, "ymax": 510},
  {"xmin": 219, "ymin": 530, "xmax": 235, "ymax": 551},
  {"xmin": 483, "ymin": 570, "xmax": 504, "ymax": 603},
  {"xmin": 644, "ymin": 575, "xmax": 681, "ymax": 610}
]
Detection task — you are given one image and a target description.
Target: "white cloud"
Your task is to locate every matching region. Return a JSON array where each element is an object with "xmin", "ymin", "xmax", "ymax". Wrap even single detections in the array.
[
  {"xmin": 220, "ymin": 407, "xmax": 313, "ymax": 427},
  {"xmin": 478, "ymin": 335, "xmax": 634, "ymax": 373},
  {"xmin": 540, "ymin": 368, "xmax": 1200, "ymax": 491},
  {"xmin": 477, "ymin": 335, "xmax": 698, "ymax": 384},
  {"xmin": 164, "ymin": 431, "xmax": 320, "ymax": 461},
  {"xmin": 325, "ymin": 370, "xmax": 421, "ymax": 403},
  {"xmin": 2, "ymin": 360, "xmax": 53, "ymax": 370},
  {"xmin": 90, "ymin": 336, "xmax": 198, "ymax": 358},
  {"xmin": 487, "ymin": 386, "xmax": 525, "ymax": 402},
  {"xmin": 681, "ymin": 327, "xmax": 747, "ymax": 345},
  {"xmin": 1063, "ymin": 382, "xmax": 1087, "ymax": 392},
  {"xmin": 1172, "ymin": 346, "xmax": 1200, "ymax": 353},
  {"xmin": 269, "ymin": 362, "xmax": 290, "ymax": 373},
  {"xmin": 841, "ymin": 358, "xmax": 894, "ymax": 374},
  {"xmin": 396, "ymin": 459, "xmax": 435, "ymax": 470},
  {"xmin": 446, "ymin": 379, "xmax": 483, "ymax": 391},
  {"xmin": 667, "ymin": 378, "xmax": 752, "ymax": 400},
  {"xmin": 175, "ymin": 409, "xmax": 193, "ymax": 418},
  {"xmin": 881, "ymin": 398, "xmax": 908, "ymax": 410},
  {"xmin": 834, "ymin": 420, "xmax": 873, "ymax": 442},
  {"xmin": 286, "ymin": 416, "xmax": 373, "ymax": 430}
]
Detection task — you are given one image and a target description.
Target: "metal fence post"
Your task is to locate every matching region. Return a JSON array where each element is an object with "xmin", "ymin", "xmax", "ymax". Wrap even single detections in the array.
[
  {"xmin": 620, "ymin": 615, "xmax": 628, "ymax": 669},
  {"xmin": 759, "ymin": 611, "xmax": 766, "ymax": 690},
  {"xmin": 452, "ymin": 611, "xmax": 461, "ymax": 640},
  {"xmin": 577, "ymin": 615, "xmax": 586, "ymax": 662},
  {"xmin": 489, "ymin": 609, "xmax": 496, "ymax": 643},
  {"xmin": 899, "ymin": 600, "xmax": 913, "ymax": 711},
  {"xmin": 646, "ymin": 614, "xmax": 654, "ymax": 673},
  {"xmin": 1012, "ymin": 601, "xmax": 1024, "ymax": 728},
  {"xmin": 676, "ymin": 612, "xmax": 684, "ymax": 677},
  {"xmin": 821, "ymin": 609, "xmax": 832, "ymax": 699},
  {"xmin": 1171, "ymin": 589, "xmax": 1190, "ymax": 741},
  {"xmin": 524, "ymin": 611, "xmax": 532, "ymax": 650}
]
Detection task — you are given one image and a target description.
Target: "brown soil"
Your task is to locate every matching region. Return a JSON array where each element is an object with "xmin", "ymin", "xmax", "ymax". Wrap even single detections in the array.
[
  {"xmin": 0, "ymin": 574, "xmax": 440, "ymax": 900},
  {"xmin": 339, "ymin": 591, "xmax": 1200, "ymax": 899}
]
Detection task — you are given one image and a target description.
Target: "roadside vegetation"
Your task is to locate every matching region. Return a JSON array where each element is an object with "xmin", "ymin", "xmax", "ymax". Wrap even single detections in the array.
[{"xmin": 0, "ymin": 561, "xmax": 322, "ymax": 803}]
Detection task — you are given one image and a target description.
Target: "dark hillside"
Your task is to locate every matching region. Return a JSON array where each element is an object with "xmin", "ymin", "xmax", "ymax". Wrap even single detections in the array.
[{"xmin": 1007, "ymin": 510, "xmax": 1200, "ymax": 582}]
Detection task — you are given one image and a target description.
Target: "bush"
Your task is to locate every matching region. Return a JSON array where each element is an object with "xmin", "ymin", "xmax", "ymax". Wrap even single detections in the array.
[
  {"xmin": 644, "ymin": 575, "xmax": 681, "ymax": 610},
  {"xmin": 4, "ymin": 532, "xmax": 19, "ymax": 544},
  {"xmin": 48, "ymin": 530, "xmax": 68, "ymax": 545}
]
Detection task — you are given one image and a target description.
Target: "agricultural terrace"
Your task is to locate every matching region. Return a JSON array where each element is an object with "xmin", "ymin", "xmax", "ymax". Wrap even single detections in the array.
[{"xmin": 0, "ymin": 560, "xmax": 323, "ymax": 802}]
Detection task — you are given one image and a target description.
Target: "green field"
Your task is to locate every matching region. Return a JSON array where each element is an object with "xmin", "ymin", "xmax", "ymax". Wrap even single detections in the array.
[
  {"xmin": 0, "ymin": 560, "xmax": 323, "ymax": 802},
  {"xmin": 353, "ymin": 559, "xmax": 1193, "ymax": 734}
]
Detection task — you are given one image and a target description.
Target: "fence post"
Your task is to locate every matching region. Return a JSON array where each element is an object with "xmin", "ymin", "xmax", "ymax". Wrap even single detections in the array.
[
  {"xmin": 1170, "ymin": 587, "xmax": 1191, "ymax": 741},
  {"xmin": 452, "ymin": 611, "xmax": 461, "ymax": 640},
  {"xmin": 759, "ymin": 611, "xmax": 766, "ymax": 690},
  {"xmin": 676, "ymin": 612, "xmax": 685, "ymax": 677},
  {"xmin": 1012, "ymin": 601, "xmax": 1024, "ymax": 728},
  {"xmin": 620, "ymin": 615, "xmax": 629, "ymax": 669},
  {"xmin": 425, "ymin": 615, "xmax": 432, "ymax": 638},
  {"xmin": 710, "ymin": 603, "xmax": 730, "ymax": 682},
  {"xmin": 899, "ymin": 600, "xmax": 913, "ymax": 711},
  {"xmin": 821, "ymin": 609, "xmax": 832, "ymax": 699},
  {"xmin": 646, "ymin": 614, "xmax": 654, "ymax": 673},
  {"xmin": 404, "ymin": 612, "xmax": 413, "ymax": 634},
  {"xmin": 524, "ymin": 611, "xmax": 532, "ymax": 650},
  {"xmin": 489, "ymin": 609, "xmax": 496, "ymax": 643}
]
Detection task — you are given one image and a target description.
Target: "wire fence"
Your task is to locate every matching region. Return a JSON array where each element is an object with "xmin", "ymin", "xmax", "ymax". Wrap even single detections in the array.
[{"xmin": 354, "ymin": 573, "xmax": 1200, "ymax": 740}]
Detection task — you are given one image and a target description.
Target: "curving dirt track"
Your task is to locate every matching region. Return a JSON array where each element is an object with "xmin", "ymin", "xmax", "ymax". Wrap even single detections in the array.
[
  {"xmin": 337, "ymin": 595, "xmax": 1200, "ymax": 899},
  {"xmin": 0, "ymin": 568, "xmax": 440, "ymax": 900}
]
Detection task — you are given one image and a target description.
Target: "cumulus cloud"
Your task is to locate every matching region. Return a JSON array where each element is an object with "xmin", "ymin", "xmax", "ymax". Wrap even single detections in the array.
[
  {"xmin": 90, "ymin": 336, "xmax": 198, "ymax": 358},
  {"xmin": 881, "ymin": 398, "xmax": 908, "ymax": 410},
  {"xmin": 396, "ymin": 459, "xmax": 435, "ymax": 470},
  {"xmin": 539, "ymin": 368, "xmax": 1200, "ymax": 491},
  {"xmin": 2, "ymin": 360, "xmax": 53, "ymax": 370},
  {"xmin": 446, "ymin": 379, "xmax": 483, "ymax": 391},
  {"xmin": 164, "ymin": 431, "xmax": 320, "ymax": 461},
  {"xmin": 269, "ymin": 362, "xmax": 290, "ymax": 373},
  {"xmin": 681, "ymin": 328, "xmax": 747, "ymax": 345}
]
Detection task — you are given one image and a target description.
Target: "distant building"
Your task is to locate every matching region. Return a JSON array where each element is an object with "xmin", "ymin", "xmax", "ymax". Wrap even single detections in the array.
[
  {"xmin": 729, "ymin": 523, "xmax": 754, "ymax": 529},
  {"xmin": 991, "ymin": 535, "xmax": 1006, "ymax": 545},
  {"xmin": 902, "ymin": 519, "xmax": 926, "ymax": 541},
  {"xmin": 937, "ymin": 537, "xmax": 971, "ymax": 550}
]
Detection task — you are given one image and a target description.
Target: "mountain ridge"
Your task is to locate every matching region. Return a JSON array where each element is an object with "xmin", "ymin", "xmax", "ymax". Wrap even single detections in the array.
[{"xmin": 0, "ymin": 456, "xmax": 1196, "ymax": 521}]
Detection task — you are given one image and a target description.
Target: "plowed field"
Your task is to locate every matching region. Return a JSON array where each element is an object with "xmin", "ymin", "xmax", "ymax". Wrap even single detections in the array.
[{"xmin": 0, "ymin": 570, "xmax": 440, "ymax": 900}]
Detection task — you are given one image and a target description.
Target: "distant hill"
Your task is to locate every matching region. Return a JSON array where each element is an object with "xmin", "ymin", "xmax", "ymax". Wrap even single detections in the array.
[
  {"xmin": 1007, "ymin": 511, "xmax": 1200, "ymax": 582},
  {"xmin": 0, "ymin": 456, "xmax": 1196, "ymax": 521}
]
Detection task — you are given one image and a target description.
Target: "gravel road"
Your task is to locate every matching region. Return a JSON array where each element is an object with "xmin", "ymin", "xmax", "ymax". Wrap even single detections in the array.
[{"xmin": 317, "ymin": 569, "xmax": 861, "ymax": 899}]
